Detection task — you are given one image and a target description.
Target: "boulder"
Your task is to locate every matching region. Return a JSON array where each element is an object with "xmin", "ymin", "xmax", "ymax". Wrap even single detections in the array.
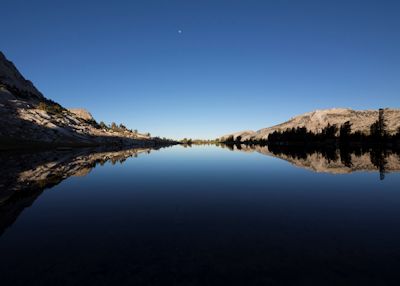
[{"xmin": 68, "ymin": 108, "xmax": 94, "ymax": 121}]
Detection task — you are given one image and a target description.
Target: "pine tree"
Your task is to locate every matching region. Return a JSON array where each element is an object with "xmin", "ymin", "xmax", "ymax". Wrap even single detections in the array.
[
  {"xmin": 99, "ymin": 121, "xmax": 107, "ymax": 129},
  {"xmin": 378, "ymin": 108, "xmax": 387, "ymax": 137},
  {"xmin": 339, "ymin": 121, "xmax": 352, "ymax": 141},
  {"xmin": 111, "ymin": 122, "xmax": 117, "ymax": 131}
]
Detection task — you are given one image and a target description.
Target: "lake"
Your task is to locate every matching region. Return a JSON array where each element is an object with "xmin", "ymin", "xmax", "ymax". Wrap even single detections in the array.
[{"xmin": 1, "ymin": 145, "xmax": 400, "ymax": 285}]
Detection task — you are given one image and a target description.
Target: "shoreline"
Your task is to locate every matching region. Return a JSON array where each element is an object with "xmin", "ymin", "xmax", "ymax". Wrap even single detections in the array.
[{"xmin": 0, "ymin": 136, "xmax": 179, "ymax": 151}]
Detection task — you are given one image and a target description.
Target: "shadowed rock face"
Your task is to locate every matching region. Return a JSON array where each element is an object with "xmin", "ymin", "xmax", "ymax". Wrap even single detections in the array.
[
  {"xmin": 0, "ymin": 146, "xmax": 160, "ymax": 236},
  {"xmin": 221, "ymin": 108, "xmax": 400, "ymax": 142},
  {"xmin": 0, "ymin": 52, "xmax": 44, "ymax": 99},
  {"xmin": 222, "ymin": 144, "xmax": 400, "ymax": 176}
]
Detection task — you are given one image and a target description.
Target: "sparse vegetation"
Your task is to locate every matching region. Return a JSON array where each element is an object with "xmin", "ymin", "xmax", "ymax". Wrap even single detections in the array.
[
  {"xmin": 179, "ymin": 138, "xmax": 219, "ymax": 145},
  {"xmin": 99, "ymin": 121, "xmax": 107, "ymax": 129},
  {"xmin": 84, "ymin": 118, "xmax": 100, "ymax": 128},
  {"xmin": 38, "ymin": 100, "xmax": 65, "ymax": 114},
  {"xmin": 181, "ymin": 138, "xmax": 192, "ymax": 145}
]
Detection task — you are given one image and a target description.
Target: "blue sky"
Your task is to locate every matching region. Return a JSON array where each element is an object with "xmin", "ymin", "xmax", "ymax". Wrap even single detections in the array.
[{"xmin": 1, "ymin": 0, "xmax": 399, "ymax": 139}]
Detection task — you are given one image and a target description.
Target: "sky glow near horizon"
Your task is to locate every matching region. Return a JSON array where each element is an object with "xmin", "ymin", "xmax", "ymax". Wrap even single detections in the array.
[{"xmin": 1, "ymin": 0, "xmax": 399, "ymax": 139}]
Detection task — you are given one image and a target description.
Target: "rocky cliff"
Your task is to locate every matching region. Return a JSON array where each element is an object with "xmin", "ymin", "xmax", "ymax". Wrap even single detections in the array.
[
  {"xmin": 220, "ymin": 108, "xmax": 400, "ymax": 142},
  {"xmin": 0, "ymin": 52, "xmax": 174, "ymax": 149},
  {"xmin": 0, "ymin": 52, "xmax": 44, "ymax": 99}
]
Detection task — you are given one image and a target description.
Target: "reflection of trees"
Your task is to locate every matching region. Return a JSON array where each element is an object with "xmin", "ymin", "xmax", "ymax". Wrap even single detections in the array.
[
  {"xmin": 340, "ymin": 147, "xmax": 352, "ymax": 168},
  {"xmin": 370, "ymin": 148, "xmax": 388, "ymax": 180},
  {"xmin": 221, "ymin": 143, "xmax": 400, "ymax": 180},
  {"xmin": 267, "ymin": 145, "xmax": 339, "ymax": 162},
  {"xmin": 270, "ymin": 145, "xmax": 399, "ymax": 180}
]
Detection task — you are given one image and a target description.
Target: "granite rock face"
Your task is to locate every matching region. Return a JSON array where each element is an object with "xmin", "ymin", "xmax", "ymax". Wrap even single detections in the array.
[
  {"xmin": 67, "ymin": 108, "xmax": 94, "ymax": 121},
  {"xmin": 0, "ymin": 52, "xmax": 43, "ymax": 99},
  {"xmin": 220, "ymin": 108, "xmax": 400, "ymax": 142},
  {"xmin": 0, "ymin": 52, "xmax": 173, "ymax": 149}
]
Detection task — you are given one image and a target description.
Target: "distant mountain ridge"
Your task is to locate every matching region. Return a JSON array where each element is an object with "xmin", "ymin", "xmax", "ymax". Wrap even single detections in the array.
[
  {"xmin": 0, "ymin": 51, "xmax": 174, "ymax": 149},
  {"xmin": 220, "ymin": 108, "xmax": 400, "ymax": 142}
]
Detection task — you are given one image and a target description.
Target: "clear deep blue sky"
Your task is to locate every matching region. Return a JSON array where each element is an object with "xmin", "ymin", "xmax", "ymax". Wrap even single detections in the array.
[{"xmin": 1, "ymin": 0, "xmax": 399, "ymax": 139}]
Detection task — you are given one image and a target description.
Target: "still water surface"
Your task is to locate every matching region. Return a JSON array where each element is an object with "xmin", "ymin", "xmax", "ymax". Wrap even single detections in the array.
[{"xmin": 1, "ymin": 145, "xmax": 400, "ymax": 285}]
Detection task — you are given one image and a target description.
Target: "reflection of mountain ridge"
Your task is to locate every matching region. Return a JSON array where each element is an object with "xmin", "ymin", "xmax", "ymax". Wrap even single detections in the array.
[
  {"xmin": 221, "ymin": 144, "xmax": 400, "ymax": 175},
  {"xmin": 0, "ymin": 146, "xmax": 158, "ymax": 236}
]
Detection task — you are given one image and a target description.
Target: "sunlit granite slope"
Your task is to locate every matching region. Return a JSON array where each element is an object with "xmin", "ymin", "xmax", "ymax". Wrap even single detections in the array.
[
  {"xmin": 0, "ymin": 51, "xmax": 175, "ymax": 148},
  {"xmin": 220, "ymin": 108, "xmax": 400, "ymax": 142}
]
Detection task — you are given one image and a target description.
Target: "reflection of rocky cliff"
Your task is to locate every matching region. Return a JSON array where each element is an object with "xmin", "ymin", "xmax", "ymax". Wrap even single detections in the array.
[
  {"xmin": 222, "ymin": 144, "xmax": 400, "ymax": 175},
  {"xmin": 0, "ymin": 146, "xmax": 156, "ymax": 236}
]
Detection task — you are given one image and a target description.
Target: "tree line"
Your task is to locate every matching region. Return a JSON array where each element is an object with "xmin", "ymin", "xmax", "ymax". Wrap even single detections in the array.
[
  {"xmin": 268, "ymin": 109, "xmax": 400, "ymax": 147},
  {"xmin": 223, "ymin": 109, "xmax": 400, "ymax": 147},
  {"xmin": 180, "ymin": 138, "xmax": 220, "ymax": 146}
]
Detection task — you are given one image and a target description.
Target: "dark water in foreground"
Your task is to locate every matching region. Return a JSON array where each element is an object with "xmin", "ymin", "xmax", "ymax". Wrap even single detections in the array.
[{"xmin": 1, "ymin": 145, "xmax": 400, "ymax": 285}]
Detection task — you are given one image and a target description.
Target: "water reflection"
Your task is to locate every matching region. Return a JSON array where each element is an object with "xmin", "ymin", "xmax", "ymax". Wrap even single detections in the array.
[
  {"xmin": 221, "ymin": 144, "xmax": 400, "ymax": 179},
  {"xmin": 0, "ymin": 146, "xmax": 158, "ymax": 236},
  {"xmin": 1, "ymin": 145, "xmax": 400, "ymax": 285}
]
